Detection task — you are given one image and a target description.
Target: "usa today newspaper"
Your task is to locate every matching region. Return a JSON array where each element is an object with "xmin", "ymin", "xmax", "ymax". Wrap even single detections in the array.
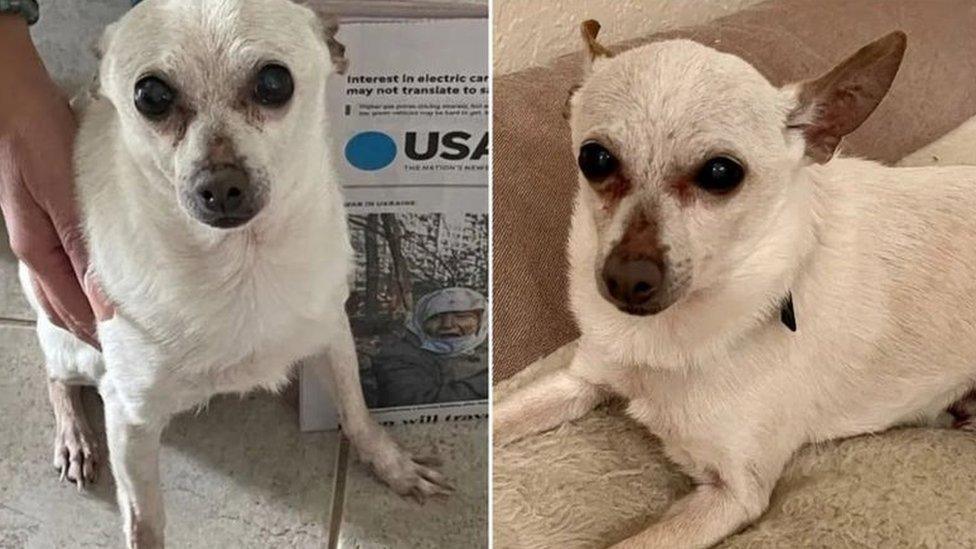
[{"xmin": 300, "ymin": 15, "xmax": 489, "ymax": 431}]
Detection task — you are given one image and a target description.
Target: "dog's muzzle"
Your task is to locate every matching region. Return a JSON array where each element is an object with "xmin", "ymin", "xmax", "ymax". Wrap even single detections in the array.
[
  {"xmin": 598, "ymin": 254, "xmax": 676, "ymax": 316},
  {"xmin": 187, "ymin": 165, "xmax": 265, "ymax": 229}
]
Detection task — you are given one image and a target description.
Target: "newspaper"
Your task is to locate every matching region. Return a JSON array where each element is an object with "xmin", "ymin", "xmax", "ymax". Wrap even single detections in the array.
[{"xmin": 300, "ymin": 17, "xmax": 489, "ymax": 431}]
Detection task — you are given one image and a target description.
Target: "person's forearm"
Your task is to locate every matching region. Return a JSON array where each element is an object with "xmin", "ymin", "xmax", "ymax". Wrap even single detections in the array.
[
  {"xmin": 0, "ymin": 14, "xmax": 31, "ymax": 51},
  {"xmin": 0, "ymin": 15, "xmax": 49, "ymax": 88},
  {"xmin": 0, "ymin": 11, "xmax": 100, "ymax": 346}
]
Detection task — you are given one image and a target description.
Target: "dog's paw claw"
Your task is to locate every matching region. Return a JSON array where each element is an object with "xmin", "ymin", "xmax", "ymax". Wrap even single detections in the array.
[
  {"xmin": 412, "ymin": 459, "xmax": 455, "ymax": 503},
  {"xmin": 408, "ymin": 474, "xmax": 453, "ymax": 504},
  {"xmin": 363, "ymin": 439, "xmax": 454, "ymax": 501},
  {"xmin": 414, "ymin": 460, "xmax": 454, "ymax": 491},
  {"xmin": 52, "ymin": 420, "xmax": 99, "ymax": 488},
  {"xmin": 412, "ymin": 454, "xmax": 443, "ymax": 468}
]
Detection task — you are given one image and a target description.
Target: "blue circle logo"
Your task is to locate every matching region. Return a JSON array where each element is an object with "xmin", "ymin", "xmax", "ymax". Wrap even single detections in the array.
[{"xmin": 344, "ymin": 131, "xmax": 397, "ymax": 171}]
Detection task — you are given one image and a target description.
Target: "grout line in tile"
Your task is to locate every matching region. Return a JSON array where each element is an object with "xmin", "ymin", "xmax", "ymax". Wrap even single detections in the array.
[
  {"xmin": 0, "ymin": 317, "xmax": 35, "ymax": 329},
  {"xmin": 327, "ymin": 434, "xmax": 351, "ymax": 549}
]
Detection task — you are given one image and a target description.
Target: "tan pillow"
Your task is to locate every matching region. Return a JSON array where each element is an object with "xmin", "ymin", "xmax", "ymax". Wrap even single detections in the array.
[{"xmin": 492, "ymin": 0, "xmax": 976, "ymax": 381}]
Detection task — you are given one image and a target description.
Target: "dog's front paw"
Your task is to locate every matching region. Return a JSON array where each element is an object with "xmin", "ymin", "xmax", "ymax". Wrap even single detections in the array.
[
  {"xmin": 53, "ymin": 415, "xmax": 99, "ymax": 489},
  {"xmin": 356, "ymin": 431, "xmax": 454, "ymax": 503}
]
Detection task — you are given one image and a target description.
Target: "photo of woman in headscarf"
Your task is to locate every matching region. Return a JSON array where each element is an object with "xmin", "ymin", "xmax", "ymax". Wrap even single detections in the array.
[
  {"xmin": 346, "ymin": 212, "xmax": 489, "ymax": 409},
  {"xmin": 368, "ymin": 287, "xmax": 488, "ymax": 407}
]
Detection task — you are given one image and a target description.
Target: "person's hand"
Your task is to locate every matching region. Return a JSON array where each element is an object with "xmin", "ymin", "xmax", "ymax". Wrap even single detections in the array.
[{"xmin": 0, "ymin": 16, "xmax": 106, "ymax": 348}]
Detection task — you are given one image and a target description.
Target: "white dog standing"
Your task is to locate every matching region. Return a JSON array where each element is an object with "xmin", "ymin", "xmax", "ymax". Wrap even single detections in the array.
[
  {"xmin": 19, "ymin": 1, "xmax": 450, "ymax": 547},
  {"xmin": 495, "ymin": 21, "xmax": 976, "ymax": 548}
]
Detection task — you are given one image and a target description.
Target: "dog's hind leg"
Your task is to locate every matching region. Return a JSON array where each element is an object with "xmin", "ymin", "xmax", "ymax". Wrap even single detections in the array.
[
  {"xmin": 48, "ymin": 379, "xmax": 99, "ymax": 488},
  {"xmin": 493, "ymin": 355, "xmax": 605, "ymax": 446},
  {"xmin": 610, "ymin": 456, "xmax": 786, "ymax": 549},
  {"xmin": 24, "ymin": 263, "xmax": 105, "ymax": 488},
  {"xmin": 102, "ymin": 393, "xmax": 165, "ymax": 549},
  {"xmin": 309, "ymin": 320, "xmax": 453, "ymax": 502}
]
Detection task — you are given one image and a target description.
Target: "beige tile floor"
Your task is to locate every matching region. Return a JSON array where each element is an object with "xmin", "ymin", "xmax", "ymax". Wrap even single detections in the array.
[{"xmin": 337, "ymin": 421, "xmax": 488, "ymax": 549}]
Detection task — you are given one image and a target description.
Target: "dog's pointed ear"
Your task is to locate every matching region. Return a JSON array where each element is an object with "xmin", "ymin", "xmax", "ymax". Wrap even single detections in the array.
[
  {"xmin": 568, "ymin": 20, "xmax": 612, "ymax": 119},
  {"xmin": 81, "ymin": 22, "xmax": 119, "ymax": 103},
  {"xmin": 786, "ymin": 31, "xmax": 906, "ymax": 163},
  {"xmin": 300, "ymin": 3, "xmax": 348, "ymax": 75},
  {"xmin": 581, "ymin": 20, "xmax": 612, "ymax": 72},
  {"xmin": 93, "ymin": 22, "xmax": 118, "ymax": 61},
  {"xmin": 318, "ymin": 14, "xmax": 348, "ymax": 75}
]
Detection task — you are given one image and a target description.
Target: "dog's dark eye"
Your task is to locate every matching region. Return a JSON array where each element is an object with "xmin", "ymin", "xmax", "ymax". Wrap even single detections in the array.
[
  {"xmin": 694, "ymin": 156, "xmax": 745, "ymax": 194},
  {"xmin": 253, "ymin": 64, "xmax": 294, "ymax": 107},
  {"xmin": 134, "ymin": 76, "xmax": 176, "ymax": 118},
  {"xmin": 578, "ymin": 141, "xmax": 618, "ymax": 183}
]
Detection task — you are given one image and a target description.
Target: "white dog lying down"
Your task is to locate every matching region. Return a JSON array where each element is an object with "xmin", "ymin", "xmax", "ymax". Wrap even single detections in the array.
[
  {"xmin": 19, "ymin": 0, "xmax": 449, "ymax": 546},
  {"xmin": 495, "ymin": 21, "xmax": 976, "ymax": 548}
]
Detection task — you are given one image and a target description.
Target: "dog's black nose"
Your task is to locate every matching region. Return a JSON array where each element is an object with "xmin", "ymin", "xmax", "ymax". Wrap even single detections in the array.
[
  {"xmin": 197, "ymin": 167, "xmax": 247, "ymax": 214},
  {"xmin": 192, "ymin": 166, "xmax": 257, "ymax": 228},
  {"xmin": 602, "ymin": 255, "xmax": 663, "ymax": 308}
]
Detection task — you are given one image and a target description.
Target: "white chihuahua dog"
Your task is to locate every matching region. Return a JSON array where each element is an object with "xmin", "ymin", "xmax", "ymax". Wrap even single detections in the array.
[
  {"xmin": 19, "ymin": 1, "xmax": 449, "ymax": 546},
  {"xmin": 495, "ymin": 21, "xmax": 976, "ymax": 548}
]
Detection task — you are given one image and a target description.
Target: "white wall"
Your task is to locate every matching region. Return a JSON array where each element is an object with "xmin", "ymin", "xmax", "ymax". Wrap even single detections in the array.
[{"xmin": 493, "ymin": 0, "xmax": 765, "ymax": 75}]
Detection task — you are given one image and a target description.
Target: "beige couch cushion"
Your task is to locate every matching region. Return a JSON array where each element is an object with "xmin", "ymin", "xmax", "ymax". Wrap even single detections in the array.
[
  {"xmin": 492, "ymin": 0, "xmax": 976, "ymax": 380},
  {"xmin": 493, "ymin": 339, "xmax": 976, "ymax": 548}
]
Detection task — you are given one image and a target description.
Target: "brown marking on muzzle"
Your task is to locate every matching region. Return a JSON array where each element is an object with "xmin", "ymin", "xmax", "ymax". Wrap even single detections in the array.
[
  {"xmin": 208, "ymin": 134, "xmax": 238, "ymax": 166},
  {"xmin": 600, "ymin": 207, "xmax": 670, "ymax": 313},
  {"xmin": 611, "ymin": 208, "xmax": 666, "ymax": 263}
]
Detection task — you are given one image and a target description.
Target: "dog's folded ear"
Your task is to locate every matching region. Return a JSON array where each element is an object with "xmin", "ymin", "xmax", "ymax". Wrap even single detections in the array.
[
  {"xmin": 581, "ymin": 20, "xmax": 612, "ymax": 70},
  {"xmin": 567, "ymin": 20, "xmax": 612, "ymax": 118},
  {"xmin": 786, "ymin": 31, "xmax": 907, "ymax": 163},
  {"xmin": 300, "ymin": 2, "xmax": 348, "ymax": 75}
]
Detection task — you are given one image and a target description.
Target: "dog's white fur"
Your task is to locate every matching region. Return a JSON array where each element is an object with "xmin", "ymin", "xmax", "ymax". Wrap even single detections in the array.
[
  {"xmin": 494, "ymin": 28, "xmax": 976, "ymax": 548},
  {"xmin": 20, "ymin": 1, "xmax": 448, "ymax": 547}
]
